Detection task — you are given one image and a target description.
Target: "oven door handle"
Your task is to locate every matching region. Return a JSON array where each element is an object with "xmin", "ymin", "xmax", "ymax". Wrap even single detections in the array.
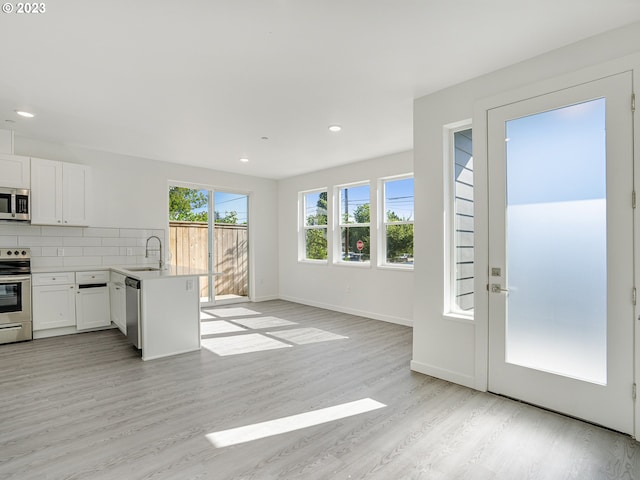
[
  {"xmin": 0, "ymin": 323, "xmax": 23, "ymax": 331},
  {"xmin": 0, "ymin": 276, "xmax": 31, "ymax": 282}
]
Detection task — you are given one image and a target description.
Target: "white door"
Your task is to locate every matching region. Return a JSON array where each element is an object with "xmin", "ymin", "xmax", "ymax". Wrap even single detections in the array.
[{"xmin": 487, "ymin": 72, "xmax": 635, "ymax": 434}]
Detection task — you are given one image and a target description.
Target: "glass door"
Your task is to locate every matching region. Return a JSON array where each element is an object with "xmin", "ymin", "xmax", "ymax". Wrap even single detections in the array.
[
  {"xmin": 487, "ymin": 72, "xmax": 634, "ymax": 434},
  {"xmin": 212, "ymin": 191, "xmax": 249, "ymax": 304}
]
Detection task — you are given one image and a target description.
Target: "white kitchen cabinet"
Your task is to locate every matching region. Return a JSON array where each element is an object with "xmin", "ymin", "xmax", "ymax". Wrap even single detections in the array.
[
  {"xmin": 33, "ymin": 273, "xmax": 77, "ymax": 330},
  {"xmin": 0, "ymin": 154, "xmax": 30, "ymax": 188},
  {"xmin": 76, "ymin": 270, "xmax": 110, "ymax": 331},
  {"xmin": 31, "ymin": 158, "xmax": 91, "ymax": 226},
  {"xmin": 110, "ymin": 272, "xmax": 126, "ymax": 334}
]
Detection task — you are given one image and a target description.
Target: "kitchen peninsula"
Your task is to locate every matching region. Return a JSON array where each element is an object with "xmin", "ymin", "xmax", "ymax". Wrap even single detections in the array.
[{"xmin": 32, "ymin": 264, "xmax": 208, "ymax": 361}]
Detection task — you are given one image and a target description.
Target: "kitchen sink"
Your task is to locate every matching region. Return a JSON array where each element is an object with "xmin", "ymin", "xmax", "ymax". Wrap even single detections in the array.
[{"xmin": 126, "ymin": 267, "xmax": 160, "ymax": 272}]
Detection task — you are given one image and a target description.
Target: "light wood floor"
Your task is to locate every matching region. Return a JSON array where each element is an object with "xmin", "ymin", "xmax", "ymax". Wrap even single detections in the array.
[{"xmin": 2, "ymin": 300, "xmax": 640, "ymax": 479}]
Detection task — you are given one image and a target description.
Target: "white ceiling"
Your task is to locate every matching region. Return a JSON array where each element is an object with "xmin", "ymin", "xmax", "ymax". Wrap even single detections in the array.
[{"xmin": 1, "ymin": 1, "xmax": 640, "ymax": 179}]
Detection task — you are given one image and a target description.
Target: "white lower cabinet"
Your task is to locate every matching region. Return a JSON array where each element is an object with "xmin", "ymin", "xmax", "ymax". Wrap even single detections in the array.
[
  {"xmin": 76, "ymin": 271, "xmax": 110, "ymax": 331},
  {"xmin": 33, "ymin": 271, "xmax": 111, "ymax": 334},
  {"xmin": 76, "ymin": 285, "xmax": 110, "ymax": 330},
  {"xmin": 110, "ymin": 272, "xmax": 126, "ymax": 334},
  {"xmin": 33, "ymin": 283, "xmax": 77, "ymax": 330}
]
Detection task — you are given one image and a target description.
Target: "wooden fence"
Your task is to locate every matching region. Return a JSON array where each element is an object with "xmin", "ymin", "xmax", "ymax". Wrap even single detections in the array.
[{"xmin": 169, "ymin": 221, "xmax": 248, "ymax": 298}]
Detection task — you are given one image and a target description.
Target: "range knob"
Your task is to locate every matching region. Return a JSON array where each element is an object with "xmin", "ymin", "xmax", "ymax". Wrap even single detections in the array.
[
  {"xmin": 21, "ymin": 251, "xmax": 27, "ymax": 256},
  {"xmin": 14, "ymin": 250, "xmax": 19, "ymax": 256},
  {"xmin": 6, "ymin": 251, "xmax": 11, "ymax": 255}
]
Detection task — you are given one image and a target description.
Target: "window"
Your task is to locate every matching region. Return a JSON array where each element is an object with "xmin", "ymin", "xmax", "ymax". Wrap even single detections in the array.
[
  {"xmin": 447, "ymin": 125, "xmax": 474, "ymax": 315},
  {"xmin": 336, "ymin": 183, "xmax": 370, "ymax": 263},
  {"xmin": 301, "ymin": 189, "xmax": 328, "ymax": 261},
  {"xmin": 380, "ymin": 175, "xmax": 414, "ymax": 267}
]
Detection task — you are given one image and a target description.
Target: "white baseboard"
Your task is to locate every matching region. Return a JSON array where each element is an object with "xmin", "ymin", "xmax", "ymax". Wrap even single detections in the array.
[
  {"xmin": 279, "ymin": 295, "xmax": 413, "ymax": 327},
  {"xmin": 410, "ymin": 360, "xmax": 477, "ymax": 390}
]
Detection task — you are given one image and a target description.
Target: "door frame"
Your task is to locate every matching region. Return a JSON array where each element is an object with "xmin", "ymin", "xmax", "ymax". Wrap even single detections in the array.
[
  {"xmin": 472, "ymin": 59, "xmax": 639, "ymax": 437},
  {"xmin": 166, "ymin": 180, "xmax": 253, "ymax": 306}
]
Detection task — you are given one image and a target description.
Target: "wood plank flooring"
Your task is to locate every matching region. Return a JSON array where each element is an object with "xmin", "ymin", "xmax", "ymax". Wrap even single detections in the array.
[{"xmin": 1, "ymin": 299, "xmax": 640, "ymax": 479}]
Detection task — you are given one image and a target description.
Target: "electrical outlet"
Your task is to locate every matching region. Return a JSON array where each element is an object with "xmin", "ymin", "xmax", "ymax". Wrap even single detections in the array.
[
  {"xmin": 57, "ymin": 248, "xmax": 64, "ymax": 256},
  {"xmin": 126, "ymin": 248, "xmax": 133, "ymax": 256},
  {"xmin": 346, "ymin": 284, "xmax": 351, "ymax": 293},
  {"xmin": 186, "ymin": 279, "xmax": 194, "ymax": 291}
]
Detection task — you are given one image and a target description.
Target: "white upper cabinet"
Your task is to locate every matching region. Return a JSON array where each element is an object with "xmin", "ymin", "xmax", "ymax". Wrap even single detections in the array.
[
  {"xmin": 62, "ymin": 162, "xmax": 90, "ymax": 226},
  {"xmin": 0, "ymin": 154, "xmax": 30, "ymax": 188},
  {"xmin": 31, "ymin": 158, "xmax": 91, "ymax": 226}
]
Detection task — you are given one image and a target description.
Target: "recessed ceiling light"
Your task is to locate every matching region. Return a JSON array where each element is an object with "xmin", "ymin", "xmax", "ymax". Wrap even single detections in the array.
[
  {"xmin": 239, "ymin": 158, "xmax": 249, "ymax": 163},
  {"xmin": 15, "ymin": 110, "xmax": 35, "ymax": 118},
  {"xmin": 328, "ymin": 125, "xmax": 342, "ymax": 133}
]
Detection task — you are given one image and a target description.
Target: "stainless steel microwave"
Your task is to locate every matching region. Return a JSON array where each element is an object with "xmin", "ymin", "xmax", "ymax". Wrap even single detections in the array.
[{"xmin": 0, "ymin": 187, "xmax": 30, "ymax": 221}]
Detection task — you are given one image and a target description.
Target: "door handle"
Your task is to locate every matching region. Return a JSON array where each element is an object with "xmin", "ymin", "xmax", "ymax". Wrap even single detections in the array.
[{"xmin": 490, "ymin": 284, "xmax": 509, "ymax": 294}]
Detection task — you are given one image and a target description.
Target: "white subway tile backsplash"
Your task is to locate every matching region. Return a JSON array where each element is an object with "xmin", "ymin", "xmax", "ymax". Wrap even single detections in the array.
[
  {"xmin": 41, "ymin": 226, "xmax": 83, "ymax": 237},
  {"xmin": 83, "ymin": 227, "xmax": 120, "ymax": 238},
  {"xmin": 40, "ymin": 247, "xmax": 59, "ymax": 257},
  {"xmin": 83, "ymin": 246, "xmax": 120, "ymax": 256},
  {"xmin": 120, "ymin": 228, "xmax": 155, "ymax": 238},
  {"xmin": 19, "ymin": 236, "xmax": 65, "ymax": 247},
  {"xmin": 63, "ymin": 237, "xmax": 102, "ymax": 247},
  {"xmin": 0, "ymin": 236, "xmax": 18, "ymax": 247},
  {"xmin": 63, "ymin": 256, "xmax": 103, "ymax": 267},
  {"xmin": 12, "ymin": 226, "xmax": 165, "ymax": 269},
  {"xmin": 102, "ymin": 255, "xmax": 129, "ymax": 265},
  {"xmin": 0, "ymin": 224, "xmax": 42, "ymax": 235},
  {"xmin": 31, "ymin": 256, "xmax": 64, "ymax": 268}
]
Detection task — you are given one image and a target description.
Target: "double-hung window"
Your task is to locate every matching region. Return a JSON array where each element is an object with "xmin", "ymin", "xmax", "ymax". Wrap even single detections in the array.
[
  {"xmin": 380, "ymin": 175, "xmax": 414, "ymax": 267},
  {"xmin": 336, "ymin": 183, "xmax": 370, "ymax": 263},
  {"xmin": 301, "ymin": 189, "xmax": 328, "ymax": 261}
]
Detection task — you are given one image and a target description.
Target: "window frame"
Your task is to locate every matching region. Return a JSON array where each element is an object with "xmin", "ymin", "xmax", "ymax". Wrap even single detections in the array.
[
  {"xmin": 444, "ymin": 121, "xmax": 474, "ymax": 319},
  {"xmin": 298, "ymin": 188, "xmax": 329, "ymax": 263},
  {"xmin": 378, "ymin": 174, "xmax": 414, "ymax": 270},
  {"xmin": 334, "ymin": 181, "xmax": 371, "ymax": 266}
]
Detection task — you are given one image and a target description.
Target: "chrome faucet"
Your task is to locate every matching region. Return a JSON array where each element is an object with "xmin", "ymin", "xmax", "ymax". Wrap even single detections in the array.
[{"xmin": 145, "ymin": 235, "xmax": 164, "ymax": 270}]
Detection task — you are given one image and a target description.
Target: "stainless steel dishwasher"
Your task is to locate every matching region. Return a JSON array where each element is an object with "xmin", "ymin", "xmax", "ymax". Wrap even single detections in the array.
[{"xmin": 125, "ymin": 277, "xmax": 141, "ymax": 349}]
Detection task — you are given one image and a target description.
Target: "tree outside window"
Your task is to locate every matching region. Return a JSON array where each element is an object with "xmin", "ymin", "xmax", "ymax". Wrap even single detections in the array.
[
  {"xmin": 303, "ymin": 190, "xmax": 328, "ymax": 260},
  {"xmin": 381, "ymin": 176, "xmax": 414, "ymax": 266},
  {"xmin": 338, "ymin": 184, "xmax": 370, "ymax": 262}
]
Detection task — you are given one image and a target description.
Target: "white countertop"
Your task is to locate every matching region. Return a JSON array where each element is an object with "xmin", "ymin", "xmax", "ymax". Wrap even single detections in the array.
[{"xmin": 32, "ymin": 264, "xmax": 212, "ymax": 280}]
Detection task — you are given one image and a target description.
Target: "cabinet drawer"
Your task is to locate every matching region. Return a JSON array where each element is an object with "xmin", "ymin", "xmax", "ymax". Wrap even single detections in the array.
[
  {"xmin": 110, "ymin": 271, "xmax": 126, "ymax": 284},
  {"xmin": 32, "ymin": 272, "xmax": 75, "ymax": 286},
  {"xmin": 76, "ymin": 270, "xmax": 109, "ymax": 284}
]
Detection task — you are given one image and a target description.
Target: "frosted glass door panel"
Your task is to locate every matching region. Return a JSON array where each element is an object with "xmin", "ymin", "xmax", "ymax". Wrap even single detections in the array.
[{"xmin": 505, "ymin": 98, "xmax": 607, "ymax": 385}]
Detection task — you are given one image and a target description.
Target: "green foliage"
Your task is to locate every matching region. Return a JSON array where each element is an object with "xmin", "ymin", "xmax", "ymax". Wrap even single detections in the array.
[
  {"xmin": 169, "ymin": 187, "xmax": 208, "ymax": 221},
  {"xmin": 306, "ymin": 229, "xmax": 328, "ymax": 260},
  {"xmin": 215, "ymin": 210, "xmax": 239, "ymax": 224},
  {"xmin": 385, "ymin": 210, "xmax": 413, "ymax": 263},
  {"xmin": 306, "ymin": 191, "xmax": 328, "ymax": 226}
]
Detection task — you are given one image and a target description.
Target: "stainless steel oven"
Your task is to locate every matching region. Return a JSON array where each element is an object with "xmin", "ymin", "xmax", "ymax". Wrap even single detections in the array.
[
  {"xmin": 0, "ymin": 248, "xmax": 32, "ymax": 344},
  {"xmin": 0, "ymin": 187, "xmax": 30, "ymax": 221}
]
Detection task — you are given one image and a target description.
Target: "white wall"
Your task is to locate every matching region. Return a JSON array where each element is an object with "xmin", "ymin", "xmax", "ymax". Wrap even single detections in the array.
[
  {"xmin": 411, "ymin": 21, "xmax": 640, "ymax": 390},
  {"xmin": 9, "ymin": 136, "xmax": 279, "ymax": 301},
  {"xmin": 277, "ymin": 151, "xmax": 414, "ymax": 326}
]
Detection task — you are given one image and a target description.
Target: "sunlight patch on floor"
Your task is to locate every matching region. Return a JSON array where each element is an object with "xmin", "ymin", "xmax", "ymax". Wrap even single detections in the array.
[
  {"xmin": 267, "ymin": 327, "xmax": 348, "ymax": 345},
  {"xmin": 203, "ymin": 307, "xmax": 262, "ymax": 318},
  {"xmin": 201, "ymin": 320, "xmax": 247, "ymax": 336},
  {"xmin": 206, "ymin": 398, "xmax": 386, "ymax": 448},
  {"xmin": 202, "ymin": 333, "xmax": 292, "ymax": 356},
  {"xmin": 231, "ymin": 316, "xmax": 298, "ymax": 330}
]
